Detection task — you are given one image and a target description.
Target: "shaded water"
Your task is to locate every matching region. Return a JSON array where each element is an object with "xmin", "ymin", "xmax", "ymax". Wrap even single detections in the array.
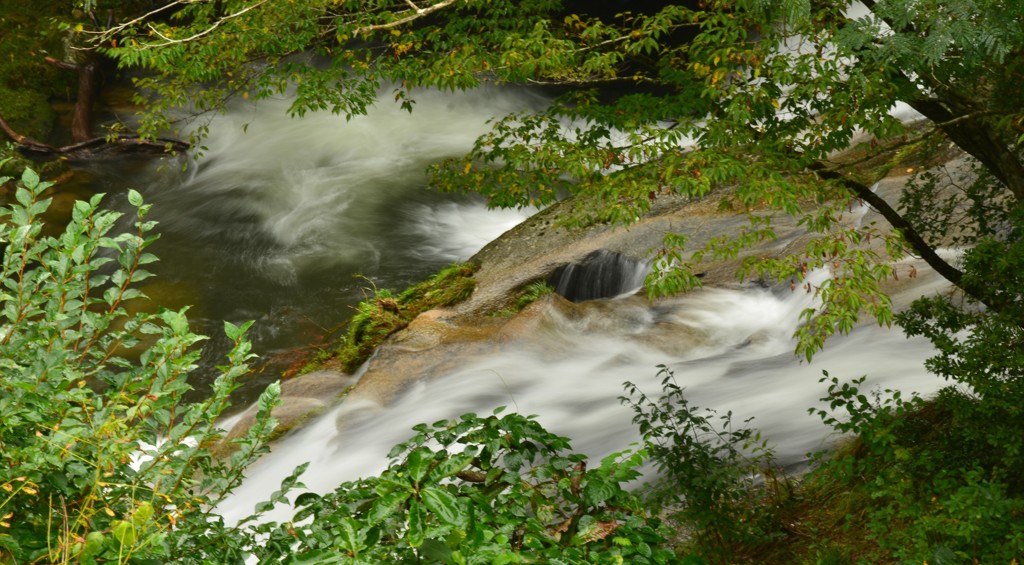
[
  {"xmin": 550, "ymin": 250, "xmax": 651, "ymax": 301},
  {"xmin": 73, "ymin": 87, "xmax": 546, "ymax": 401}
]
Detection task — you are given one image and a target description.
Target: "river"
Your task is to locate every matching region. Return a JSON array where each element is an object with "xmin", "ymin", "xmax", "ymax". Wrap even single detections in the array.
[{"xmin": 68, "ymin": 86, "xmax": 945, "ymax": 524}]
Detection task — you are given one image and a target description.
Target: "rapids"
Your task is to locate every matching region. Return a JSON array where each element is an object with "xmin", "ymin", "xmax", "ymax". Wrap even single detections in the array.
[
  {"xmin": 216, "ymin": 267, "xmax": 945, "ymax": 525},
  {"xmin": 84, "ymin": 86, "xmax": 546, "ymax": 401},
  {"xmin": 76, "ymin": 85, "xmax": 945, "ymax": 525}
]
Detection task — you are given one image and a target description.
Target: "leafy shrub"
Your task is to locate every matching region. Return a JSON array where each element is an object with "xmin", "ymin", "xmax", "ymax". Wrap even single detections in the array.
[
  {"xmin": 810, "ymin": 372, "xmax": 1024, "ymax": 563},
  {"xmin": 253, "ymin": 408, "xmax": 675, "ymax": 564},
  {"xmin": 622, "ymin": 366, "xmax": 785, "ymax": 563},
  {"xmin": 0, "ymin": 166, "xmax": 277, "ymax": 563}
]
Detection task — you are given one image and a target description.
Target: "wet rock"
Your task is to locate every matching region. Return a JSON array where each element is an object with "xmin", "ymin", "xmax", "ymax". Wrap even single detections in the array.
[
  {"xmin": 323, "ymin": 153, "xmax": 972, "ymax": 437},
  {"xmin": 222, "ymin": 370, "xmax": 354, "ymax": 445}
]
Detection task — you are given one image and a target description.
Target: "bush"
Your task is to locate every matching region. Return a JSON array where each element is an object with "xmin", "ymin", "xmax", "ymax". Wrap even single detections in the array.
[
  {"xmin": 0, "ymin": 165, "xmax": 278, "ymax": 563},
  {"xmin": 809, "ymin": 372, "xmax": 1024, "ymax": 563},
  {"xmin": 252, "ymin": 407, "xmax": 674, "ymax": 564},
  {"xmin": 622, "ymin": 366, "xmax": 785, "ymax": 563}
]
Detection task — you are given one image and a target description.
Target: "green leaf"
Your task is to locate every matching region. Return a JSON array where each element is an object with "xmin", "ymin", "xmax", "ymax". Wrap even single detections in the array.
[
  {"xmin": 21, "ymin": 168, "xmax": 39, "ymax": 190},
  {"xmin": 367, "ymin": 490, "xmax": 411, "ymax": 526},
  {"xmin": 127, "ymin": 189, "xmax": 144, "ymax": 207},
  {"xmin": 15, "ymin": 187, "xmax": 32, "ymax": 208},
  {"xmin": 332, "ymin": 517, "xmax": 366, "ymax": 555},
  {"xmin": 407, "ymin": 496, "xmax": 426, "ymax": 548},
  {"xmin": 111, "ymin": 519, "xmax": 136, "ymax": 547},
  {"xmin": 584, "ymin": 478, "xmax": 618, "ymax": 506},
  {"xmin": 419, "ymin": 539, "xmax": 454, "ymax": 564},
  {"xmin": 407, "ymin": 446, "xmax": 434, "ymax": 484},
  {"xmin": 420, "ymin": 485, "xmax": 464, "ymax": 526},
  {"xmin": 30, "ymin": 198, "xmax": 51, "ymax": 215},
  {"xmin": 428, "ymin": 453, "xmax": 474, "ymax": 482},
  {"xmin": 224, "ymin": 320, "xmax": 242, "ymax": 341}
]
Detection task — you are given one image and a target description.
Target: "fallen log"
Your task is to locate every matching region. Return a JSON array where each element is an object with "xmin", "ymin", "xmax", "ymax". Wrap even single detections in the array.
[{"xmin": 0, "ymin": 111, "xmax": 189, "ymax": 160}]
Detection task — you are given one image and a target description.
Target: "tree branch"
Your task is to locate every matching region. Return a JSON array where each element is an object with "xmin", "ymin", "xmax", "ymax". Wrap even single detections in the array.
[
  {"xmin": 140, "ymin": 0, "xmax": 272, "ymax": 49},
  {"xmin": 0, "ymin": 110, "xmax": 187, "ymax": 159},
  {"xmin": 86, "ymin": 0, "xmax": 190, "ymax": 44},
  {"xmin": 44, "ymin": 56, "xmax": 78, "ymax": 71},
  {"xmin": 352, "ymin": 0, "xmax": 459, "ymax": 36},
  {"xmin": 0, "ymin": 113, "xmax": 59, "ymax": 153},
  {"xmin": 808, "ymin": 162, "xmax": 963, "ymax": 285}
]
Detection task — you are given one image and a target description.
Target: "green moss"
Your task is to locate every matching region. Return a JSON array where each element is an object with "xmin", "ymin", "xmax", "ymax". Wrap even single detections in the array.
[
  {"xmin": 0, "ymin": 0, "xmax": 80, "ymax": 141},
  {"xmin": 491, "ymin": 280, "xmax": 556, "ymax": 317},
  {"xmin": 324, "ymin": 263, "xmax": 476, "ymax": 374},
  {"xmin": 0, "ymin": 86, "xmax": 57, "ymax": 140}
]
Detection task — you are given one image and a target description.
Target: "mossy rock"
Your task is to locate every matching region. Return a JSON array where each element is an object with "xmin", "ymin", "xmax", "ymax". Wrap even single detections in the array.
[
  {"xmin": 319, "ymin": 263, "xmax": 478, "ymax": 374},
  {"xmin": 0, "ymin": 0, "xmax": 84, "ymax": 142}
]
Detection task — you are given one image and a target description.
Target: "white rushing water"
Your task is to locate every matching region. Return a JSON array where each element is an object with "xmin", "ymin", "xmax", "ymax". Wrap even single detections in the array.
[
  {"xmin": 150, "ymin": 86, "xmax": 547, "ymax": 284},
  {"xmin": 106, "ymin": 86, "xmax": 546, "ymax": 396},
  {"xmin": 218, "ymin": 268, "xmax": 947, "ymax": 526}
]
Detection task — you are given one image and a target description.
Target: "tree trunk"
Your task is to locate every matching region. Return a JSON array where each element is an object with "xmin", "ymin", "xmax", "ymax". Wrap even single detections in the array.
[
  {"xmin": 909, "ymin": 98, "xmax": 1024, "ymax": 202},
  {"xmin": 71, "ymin": 55, "xmax": 100, "ymax": 143}
]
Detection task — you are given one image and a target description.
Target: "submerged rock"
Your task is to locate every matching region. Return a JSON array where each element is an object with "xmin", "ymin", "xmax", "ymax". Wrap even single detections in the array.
[{"xmin": 222, "ymin": 370, "xmax": 355, "ymax": 446}]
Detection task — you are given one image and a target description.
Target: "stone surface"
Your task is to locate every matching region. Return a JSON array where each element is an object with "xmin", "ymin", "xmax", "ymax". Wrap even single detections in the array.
[
  {"xmin": 222, "ymin": 370, "xmax": 354, "ymax": 444},
  {"xmin": 339, "ymin": 158, "xmax": 975, "ymax": 415}
]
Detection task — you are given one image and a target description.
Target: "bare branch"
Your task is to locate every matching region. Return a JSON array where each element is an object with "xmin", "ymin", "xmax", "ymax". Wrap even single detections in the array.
[
  {"xmin": 44, "ymin": 56, "xmax": 78, "ymax": 71},
  {"xmin": 138, "ymin": 0, "xmax": 272, "ymax": 49},
  {"xmin": 353, "ymin": 0, "xmax": 459, "ymax": 36},
  {"xmin": 87, "ymin": 0, "xmax": 189, "ymax": 41}
]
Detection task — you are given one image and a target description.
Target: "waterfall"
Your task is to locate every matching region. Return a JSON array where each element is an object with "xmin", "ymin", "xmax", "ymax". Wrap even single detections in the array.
[{"xmin": 549, "ymin": 250, "xmax": 651, "ymax": 301}]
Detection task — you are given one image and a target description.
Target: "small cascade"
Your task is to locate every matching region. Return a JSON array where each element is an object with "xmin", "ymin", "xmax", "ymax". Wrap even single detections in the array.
[
  {"xmin": 549, "ymin": 250, "xmax": 650, "ymax": 302},
  {"xmin": 215, "ymin": 273, "xmax": 945, "ymax": 527}
]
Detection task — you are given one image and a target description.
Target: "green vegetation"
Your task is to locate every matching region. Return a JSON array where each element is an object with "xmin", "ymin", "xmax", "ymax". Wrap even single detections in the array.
[
  {"xmin": 490, "ymin": 280, "xmax": 557, "ymax": 318},
  {"xmin": 4, "ymin": 0, "xmax": 1024, "ymax": 561},
  {"xmin": 624, "ymin": 367, "xmax": 785, "ymax": 563},
  {"xmin": 792, "ymin": 375, "xmax": 1024, "ymax": 563},
  {"xmin": 255, "ymin": 408, "xmax": 675, "ymax": 564},
  {"xmin": 331, "ymin": 264, "xmax": 476, "ymax": 373},
  {"xmin": 0, "ymin": 0, "xmax": 69, "ymax": 141},
  {"xmin": 514, "ymin": 281, "xmax": 556, "ymax": 311},
  {"xmin": 0, "ymin": 165, "xmax": 279, "ymax": 563}
]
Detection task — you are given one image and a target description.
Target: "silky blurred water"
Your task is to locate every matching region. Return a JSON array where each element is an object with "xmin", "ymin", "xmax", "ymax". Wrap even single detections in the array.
[
  {"xmin": 76, "ymin": 87, "xmax": 546, "ymax": 401},
  {"xmin": 55, "ymin": 85, "xmax": 948, "ymax": 526},
  {"xmin": 216, "ymin": 268, "xmax": 949, "ymax": 526}
]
